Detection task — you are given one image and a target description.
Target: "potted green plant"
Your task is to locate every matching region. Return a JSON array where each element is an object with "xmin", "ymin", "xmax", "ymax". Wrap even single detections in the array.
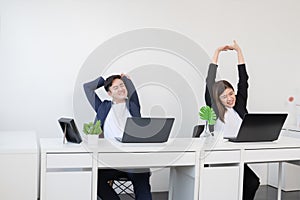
[
  {"xmin": 83, "ymin": 120, "xmax": 102, "ymax": 144},
  {"xmin": 199, "ymin": 105, "xmax": 217, "ymax": 137}
]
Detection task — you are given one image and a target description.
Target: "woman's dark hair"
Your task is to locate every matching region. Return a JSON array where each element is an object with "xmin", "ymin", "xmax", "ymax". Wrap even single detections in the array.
[
  {"xmin": 104, "ymin": 75, "xmax": 122, "ymax": 92},
  {"xmin": 212, "ymin": 80, "xmax": 234, "ymax": 123}
]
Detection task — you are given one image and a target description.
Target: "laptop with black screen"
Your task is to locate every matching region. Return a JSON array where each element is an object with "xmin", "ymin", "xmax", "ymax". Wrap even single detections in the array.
[
  {"xmin": 227, "ymin": 113, "xmax": 287, "ymax": 142},
  {"xmin": 115, "ymin": 117, "xmax": 175, "ymax": 143}
]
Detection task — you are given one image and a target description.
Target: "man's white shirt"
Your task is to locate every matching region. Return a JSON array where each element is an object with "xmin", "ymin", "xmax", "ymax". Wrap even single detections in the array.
[{"xmin": 103, "ymin": 102, "xmax": 131, "ymax": 139}]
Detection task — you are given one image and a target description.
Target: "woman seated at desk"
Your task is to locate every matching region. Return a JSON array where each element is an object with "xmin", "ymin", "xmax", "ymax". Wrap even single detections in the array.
[{"xmin": 205, "ymin": 40, "xmax": 260, "ymax": 200}]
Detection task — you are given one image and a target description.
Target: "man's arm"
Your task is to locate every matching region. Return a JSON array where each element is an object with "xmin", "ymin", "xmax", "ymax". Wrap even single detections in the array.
[
  {"xmin": 121, "ymin": 75, "xmax": 140, "ymax": 111},
  {"xmin": 83, "ymin": 76, "xmax": 105, "ymax": 112}
]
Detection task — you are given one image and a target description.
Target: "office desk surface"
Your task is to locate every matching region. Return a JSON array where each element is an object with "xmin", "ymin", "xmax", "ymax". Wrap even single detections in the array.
[
  {"xmin": 40, "ymin": 137, "xmax": 203, "ymax": 200},
  {"xmin": 40, "ymin": 137, "xmax": 203, "ymax": 153},
  {"xmin": 40, "ymin": 134, "xmax": 300, "ymax": 200},
  {"xmin": 43, "ymin": 134, "xmax": 300, "ymax": 153},
  {"xmin": 207, "ymin": 133, "xmax": 300, "ymax": 150}
]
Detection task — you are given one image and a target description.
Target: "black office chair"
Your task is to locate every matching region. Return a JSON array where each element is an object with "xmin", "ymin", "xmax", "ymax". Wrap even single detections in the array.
[
  {"xmin": 98, "ymin": 132, "xmax": 134, "ymax": 199},
  {"xmin": 192, "ymin": 125, "xmax": 205, "ymax": 138},
  {"xmin": 109, "ymin": 173, "xmax": 135, "ymax": 199},
  {"xmin": 109, "ymin": 171, "xmax": 153, "ymax": 199}
]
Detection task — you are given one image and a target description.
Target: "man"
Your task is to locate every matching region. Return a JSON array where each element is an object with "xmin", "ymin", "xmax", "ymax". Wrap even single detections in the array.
[{"xmin": 83, "ymin": 73, "xmax": 152, "ymax": 200}]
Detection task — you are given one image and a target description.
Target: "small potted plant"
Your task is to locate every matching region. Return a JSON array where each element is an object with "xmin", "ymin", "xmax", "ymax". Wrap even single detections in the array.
[
  {"xmin": 199, "ymin": 105, "xmax": 217, "ymax": 137},
  {"xmin": 83, "ymin": 120, "xmax": 102, "ymax": 144}
]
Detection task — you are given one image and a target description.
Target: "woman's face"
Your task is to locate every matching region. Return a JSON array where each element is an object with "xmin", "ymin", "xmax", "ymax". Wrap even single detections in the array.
[{"xmin": 219, "ymin": 88, "xmax": 236, "ymax": 108}]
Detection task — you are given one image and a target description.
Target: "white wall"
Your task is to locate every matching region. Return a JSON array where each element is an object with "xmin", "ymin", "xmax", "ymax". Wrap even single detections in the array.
[
  {"xmin": 1, "ymin": 0, "xmax": 300, "ymax": 186},
  {"xmin": 1, "ymin": 0, "xmax": 299, "ymax": 138}
]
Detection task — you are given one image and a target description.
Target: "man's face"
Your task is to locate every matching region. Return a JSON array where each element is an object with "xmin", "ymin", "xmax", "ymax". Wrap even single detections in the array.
[{"xmin": 107, "ymin": 78, "xmax": 128, "ymax": 103}]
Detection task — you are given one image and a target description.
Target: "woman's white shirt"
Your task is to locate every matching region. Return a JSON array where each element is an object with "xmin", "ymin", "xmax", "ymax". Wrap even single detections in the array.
[{"xmin": 214, "ymin": 108, "xmax": 243, "ymax": 138}]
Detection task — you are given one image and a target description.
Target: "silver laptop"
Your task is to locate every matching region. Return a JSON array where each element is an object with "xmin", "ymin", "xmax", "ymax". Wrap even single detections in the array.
[
  {"xmin": 227, "ymin": 113, "xmax": 288, "ymax": 142},
  {"xmin": 115, "ymin": 117, "xmax": 175, "ymax": 143}
]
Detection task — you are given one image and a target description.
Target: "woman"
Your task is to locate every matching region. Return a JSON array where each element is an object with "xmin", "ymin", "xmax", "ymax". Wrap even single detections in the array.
[{"xmin": 205, "ymin": 40, "xmax": 260, "ymax": 200}]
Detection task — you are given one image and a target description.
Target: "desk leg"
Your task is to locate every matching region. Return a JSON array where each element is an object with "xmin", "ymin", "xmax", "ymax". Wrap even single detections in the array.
[
  {"xmin": 169, "ymin": 166, "xmax": 196, "ymax": 200},
  {"xmin": 239, "ymin": 150, "xmax": 245, "ymax": 200},
  {"xmin": 92, "ymin": 152, "xmax": 98, "ymax": 200},
  {"xmin": 194, "ymin": 151, "xmax": 200, "ymax": 200},
  {"xmin": 168, "ymin": 167, "xmax": 174, "ymax": 200},
  {"xmin": 277, "ymin": 162, "xmax": 282, "ymax": 200},
  {"xmin": 40, "ymin": 152, "xmax": 46, "ymax": 200},
  {"xmin": 198, "ymin": 151, "xmax": 206, "ymax": 200},
  {"xmin": 238, "ymin": 163, "xmax": 244, "ymax": 200}
]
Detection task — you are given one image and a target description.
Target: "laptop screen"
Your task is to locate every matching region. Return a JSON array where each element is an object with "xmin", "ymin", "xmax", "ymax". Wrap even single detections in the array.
[
  {"xmin": 118, "ymin": 117, "xmax": 175, "ymax": 143},
  {"xmin": 228, "ymin": 113, "xmax": 287, "ymax": 142}
]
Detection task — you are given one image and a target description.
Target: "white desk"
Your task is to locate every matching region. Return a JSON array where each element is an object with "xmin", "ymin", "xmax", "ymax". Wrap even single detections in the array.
[
  {"xmin": 40, "ymin": 134, "xmax": 300, "ymax": 200},
  {"xmin": 0, "ymin": 131, "xmax": 38, "ymax": 200},
  {"xmin": 40, "ymin": 138, "xmax": 203, "ymax": 200},
  {"xmin": 199, "ymin": 133, "xmax": 300, "ymax": 200},
  {"xmin": 268, "ymin": 130, "xmax": 300, "ymax": 191}
]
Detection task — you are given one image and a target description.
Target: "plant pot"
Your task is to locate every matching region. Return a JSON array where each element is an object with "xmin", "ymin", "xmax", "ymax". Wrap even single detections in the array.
[
  {"xmin": 201, "ymin": 123, "xmax": 214, "ymax": 138},
  {"xmin": 86, "ymin": 134, "xmax": 99, "ymax": 145}
]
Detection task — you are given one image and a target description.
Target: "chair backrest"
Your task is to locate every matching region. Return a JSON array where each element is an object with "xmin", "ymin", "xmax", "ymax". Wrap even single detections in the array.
[
  {"xmin": 192, "ymin": 125, "xmax": 205, "ymax": 138},
  {"xmin": 111, "ymin": 177, "xmax": 135, "ymax": 199}
]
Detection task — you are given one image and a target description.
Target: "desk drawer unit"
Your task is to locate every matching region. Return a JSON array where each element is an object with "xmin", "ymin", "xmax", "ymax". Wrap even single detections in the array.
[
  {"xmin": 47, "ymin": 153, "xmax": 93, "ymax": 168},
  {"xmin": 201, "ymin": 150, "xmax": 240, "ymax": 200},
  {"xmin": 44, "ymin": 153, "xmax": 93, "ymax": 200},
  {"xmin": 203, "ymin": 150, "xmax": 240, "ymax": 164},
  {"xmin": 45, "ymin": 171, "xmax": 92, "ymax": 200},
  {"xmin": 245, "ymin": 148, "xmax": 300, "ymax": 163},
  {"xmin": 98, "ymin": 152, "xmax": 196, "ymax": 168},
  {"xmin": 200, "ymin": 166, "xmax": 240, "ymax": 200}
]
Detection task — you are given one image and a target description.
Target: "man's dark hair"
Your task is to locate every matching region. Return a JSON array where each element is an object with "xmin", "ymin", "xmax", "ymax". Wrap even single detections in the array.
[{"xmin": 104, "ymin": 75, "xmax": 122, "ymax": 92}]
